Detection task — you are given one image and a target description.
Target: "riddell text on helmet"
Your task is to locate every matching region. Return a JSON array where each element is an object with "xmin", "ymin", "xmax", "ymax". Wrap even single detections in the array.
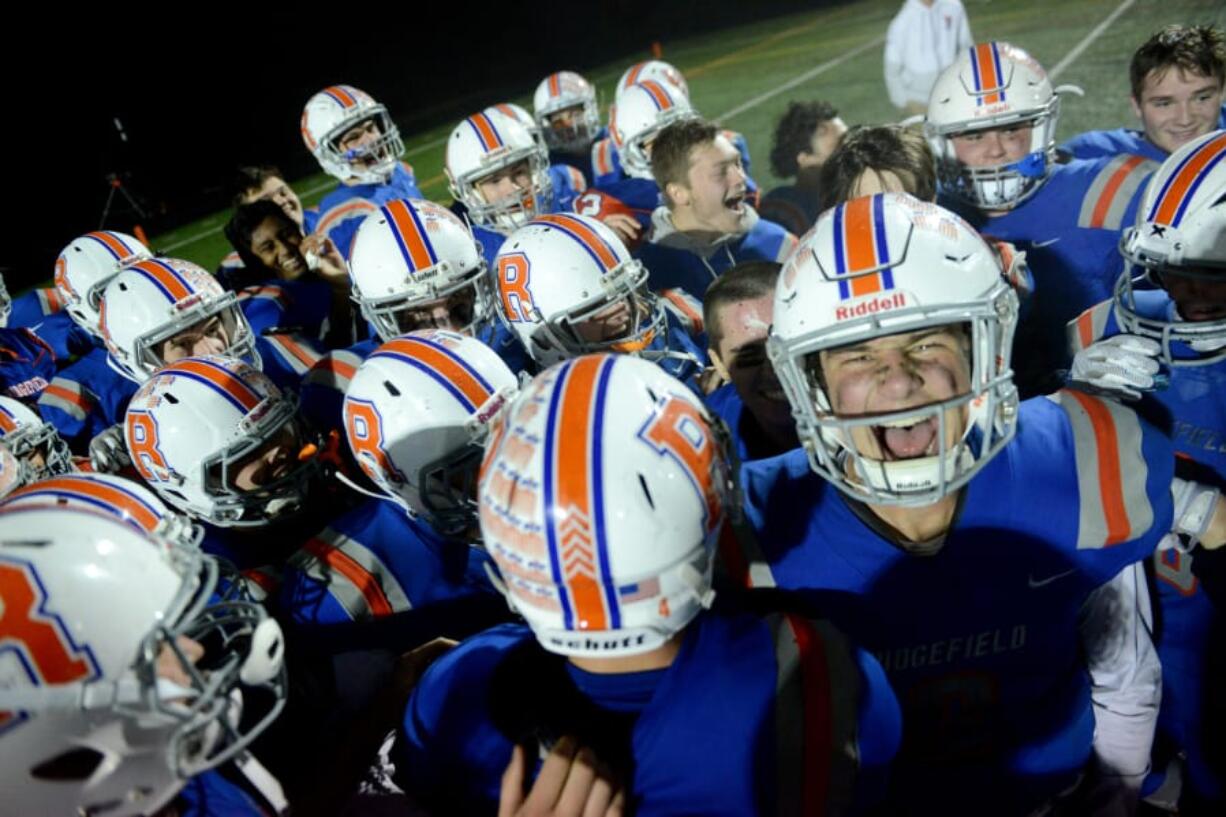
[
  {"xmin": 834, "ymin": 292, "xmax": 908, "ymax": 321},
  {"xmin": 549, "ymin": 632, "xmax": 649, "ymax": 652}
]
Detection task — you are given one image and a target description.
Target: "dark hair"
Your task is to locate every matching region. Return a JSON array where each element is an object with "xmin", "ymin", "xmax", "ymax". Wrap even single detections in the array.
[
  {"xmin": 651, "ymin": 118, "xmax": 719, "ymax": 206},
  {"xmin": 769, "ymin": 101, "xmax": 840, "ymax": 179},
  {"xmin": 224, "ymin": 200, "xmax": 300, "ymax": 277},
  {"xmin": 231, "ymin": 165, "xmax": 286, "ymax": 207},
  {"xmin": 1130, "ymin": 25, "xmax": 1226, "ymax": 99},
  {"xmin": 816, "ymin": 125, "xmax": 936, "ymax": 214},
  {"xmin": 703, "ymin": 261, "xmax": 782, "ymax": 351}
]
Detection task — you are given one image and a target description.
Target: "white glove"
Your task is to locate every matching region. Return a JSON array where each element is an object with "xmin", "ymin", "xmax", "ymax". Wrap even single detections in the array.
[
  {"xmin": 88, "ymin": 424, "xmax": 131, "ymax": 473},
  {"xmin": 1069, "ymin": 335, "xmax": 1162, "ymax": 400},
  {"xmin": 1170, "ymin": 477, "xmax": 1221, "ymax": 548}
]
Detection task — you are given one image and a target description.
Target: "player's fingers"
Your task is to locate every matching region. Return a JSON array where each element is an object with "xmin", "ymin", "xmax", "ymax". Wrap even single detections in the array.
[
  {"xmin": 579, "ymin": 767, "xmax": 618, "ymax": 817},
  {"xmin": 525, "ymin": 737, "xmax": 579, "ymax": 810},
  {"xmin": 606, "ymin": 785, "xmax": 627, "ymax": 817},
  {"xmin": 498, "ymin": 744, "xmax": 528, "ymax": 817},
  {"xmin": 1111, "ymin": 335, "xmax": 1163, "ymax": 357},
  {"xmin": 555, "ymin": 746, "xmax": 600, "ymax": 815}
]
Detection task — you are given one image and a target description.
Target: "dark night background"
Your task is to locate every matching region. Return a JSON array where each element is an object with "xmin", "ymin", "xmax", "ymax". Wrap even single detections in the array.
[{"xmin": 6, "ymin": 1, "xmax": 843, "ymax": 292}]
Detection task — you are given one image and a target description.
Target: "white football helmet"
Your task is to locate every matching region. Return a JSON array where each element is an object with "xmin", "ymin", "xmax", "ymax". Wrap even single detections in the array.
[
  {"xmin": 124, "ymin": 356, "xmax": 318, "ymax": 528},
  {"xmin": 493, "ymin": 213, "xmax": 665, "ymax": 366},
  {"xmin": 533, "ymin": 71, "xmax": 601, "ymax": 153},
  {"xmin": 54, "ymin": 230, "xmax": 151, "ymax": 337},
  {"xmin": 925, "ymin": 42, "xmax": 1082, "ymax": 210},
  {"xmin": 343, "ymin": 330, "xmax": 518, "ymax": 536},
  {"xmin": 0, "ymin": 504, "xmax": 286, "ymax": 817},
  {"xmin": 349, "ymin": 198, "xmax": 496, "ymax": 341},
  {"xmin": 301, "ymin": 84, "xmax": 404, "ymax": 185},
  {"xmin": 1, "ymin": 472, "xmax": 203, "ymax": 551},
  {"xmin": 480, "ymin": 354, "xmax": 728, "ymax": 657},
  {"xmin": 615, "ymin": 60, "xmax": 689, "ymax": 103},
  {"xmin": 609, "ymin": 80, "xmax": 697, "ymax": 180},
  {"xmin": 0, "ymin": 272, "xmax": 10, "ymax": 327},
  {"xmin": 446, "ymin": 108, "xmax": 553, "ymax": 235},
  {"xmin": 0, "ymin": 396, "xmax": 74, "ymax": 482},
  {"xmin": 488, "ymin": 102, "xmax": 547, "ymax": 152},
  {"xmin": 100, "ymin": 257, "xmax": 259, "ymax": 384},
  {"xmin": 1116, "ymin": 129, "xmax": 1226, "ymax": 364},
  {"xmin": 768, "ymin": 193, "xmax": 1019, "ymax": 506}
]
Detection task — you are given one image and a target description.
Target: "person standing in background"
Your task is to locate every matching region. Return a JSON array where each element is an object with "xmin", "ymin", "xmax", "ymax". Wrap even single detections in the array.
[{"xmin": 884, "ymin": 0, "xmax": 974, "ymax": 115}]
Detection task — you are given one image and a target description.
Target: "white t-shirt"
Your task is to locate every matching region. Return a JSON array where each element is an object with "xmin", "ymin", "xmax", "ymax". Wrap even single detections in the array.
[{"xmin": 883, "ymin": 0, "xmax": 974, "ymax": 108}]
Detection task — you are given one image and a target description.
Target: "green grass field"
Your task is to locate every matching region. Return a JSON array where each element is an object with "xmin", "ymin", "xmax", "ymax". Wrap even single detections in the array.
[{"xmin": 152, "ymin": 0, "xmax": 1226, "ymax": 270}]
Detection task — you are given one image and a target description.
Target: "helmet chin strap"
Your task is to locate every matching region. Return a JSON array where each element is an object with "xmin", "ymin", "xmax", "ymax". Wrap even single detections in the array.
[{"xmin": 845, "ymin": 446, "xmax": 974, "ymax": 496}]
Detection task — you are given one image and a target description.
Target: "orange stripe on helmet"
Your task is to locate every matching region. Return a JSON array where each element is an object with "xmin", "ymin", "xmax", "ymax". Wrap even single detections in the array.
[
  {"xmin": 0, "ymin": 407, "xmax": 19, "ymax": 434},
  {"xmin": 548, "ymin": 73, "xmax": 561, "ymax": 97},
  {"xmin": 554, "ymin": 355, "xmax": 609, "ymax": 631},
  {"xmin": 383, "ymin": 199, "xmax": 435, "ymax": 271},
  {"xmin": 843, "ymin": 197, "xmax": 882, "ymax": 296},
  {"xmin": 130, "ymin": 260, "xmax": 193, "ymax": 303},
  {"xmin": 467, "ymin": 112, "xmax": 503, "ymax": 152},
  {"xmin": 379, "ymin": 336, "xmax": 493, "ymax": 411},
  {"xmin": 301, "ymin": 109, "xmax": 315, "ymax": 150},
  {"xmin": 325, "ymin": 85, "xmax": 357, "ymax": 108},
  {"xmin": 1152, "ymin": 131, "xmax": 1226, "ymax": 226},
  {"xmin": 8, "ymin": 476, "xmax": 162, "ymax": 533},
  {"xmin": 623, "ymin": 62, "xmax": 645, "ymax": 89},
  {"xmin": 171, "ymin": 359, "xmax": 264, "ymax": 413},
  {"xmin": 87, "ymin": 231, "xmax": 138, "ymax": 260},
  {"xmin": 535, "ymin": 214, "xmax": 621, "ymax": 270},
  {"xmin": 638, "ymin": 80, "xmax": 674, "ymax": 110}
]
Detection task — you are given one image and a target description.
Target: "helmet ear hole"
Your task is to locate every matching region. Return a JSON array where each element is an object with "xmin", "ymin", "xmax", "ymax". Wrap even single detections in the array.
[
  {"xmin": 31, "ymin": 747, "xmax": 106, "ymax": 781},
  {"xmin": 638, "ymin": 473, "xmax": 655, "ymax": 510}
]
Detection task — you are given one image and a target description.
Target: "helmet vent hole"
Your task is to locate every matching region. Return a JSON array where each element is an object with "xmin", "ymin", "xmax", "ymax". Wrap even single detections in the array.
[
  {"xmin": 638, "ymin": 473, "xmax": 655, "ymax": 509},
  {"xmin": 118, "ymin": 282, "xmax": 128, "ymax": 291},
  {"xmin": 164, "ymin": 393, "xmax": 179, "ymax": 405},
  {"xmin": 383, "ymin": 380, "xmax": 401, "ymax": 397},
  {"xmin": 644, "ymin": 386, "xmax": 659, "ymax": 402},
  {"xmin": 31, "ymin": 748, "xmax": 105, "ymax": 781}
]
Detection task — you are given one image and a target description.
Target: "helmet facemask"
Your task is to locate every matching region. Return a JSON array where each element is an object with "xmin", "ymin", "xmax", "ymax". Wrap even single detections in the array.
[
  {"xmin": 321, "ymin": 110, "xmax": 404, "ymax": 185},
  {"xmin": 769, "ymin": 291, "xmax": 1019, "ymax": 507},
  {"xmin": 115, "ymin": 293, "xmax": 259, "ymax": 384},
  {"xmin": 540, "ymin": 99, "xmax": 601, "ymax": 153},
  {"xmin": 455, "ymin": 149, "xmax": 554, "ymax": 235},
  {"xmin": 358, "ymin": 263, "xmax": 496, "ymax": 342},
  {"xmin": 1, "ymin": 420, "xmax": 75, "ymax": 482},
  {"xmin": 1114, "ymin": 261, "xmax": 1226, "ymax": 365}
]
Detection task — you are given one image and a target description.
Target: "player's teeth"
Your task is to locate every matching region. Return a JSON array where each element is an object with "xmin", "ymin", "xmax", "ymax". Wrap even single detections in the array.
[{"xmin": 878, "ymin": 418, "xmax": 919, "ymax": 429}]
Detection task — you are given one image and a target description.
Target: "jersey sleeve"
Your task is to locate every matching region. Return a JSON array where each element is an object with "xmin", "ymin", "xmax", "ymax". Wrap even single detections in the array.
[
  {"xmin": 1067, "ymin": 298, "xmax": 1121, "ymax": 353},
  {"xmin": 300, "ymin": 348, "xmax": 366, "ymax": 435},
  {"xmin": 317, "ymin": 198, "xmax": 380, "ymax": 259},
  {"xmin": 1075, "ymin": 155, "xmax": 1157, "ymax": 231},
  {"xmin": 1046, "ymin": 389, "xmax": 1175, "ymax": 564}
]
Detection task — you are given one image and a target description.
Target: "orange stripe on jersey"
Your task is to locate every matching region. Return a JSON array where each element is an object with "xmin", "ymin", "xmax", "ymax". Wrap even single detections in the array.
[
  {"xmin": 41, "ymin": 383, "xmax": 89, "ymax": 412},
  {"xmin": 171, "ymin": 359, "xmax": 263, "ymax": 413},
  {"xmin": 378, "ymin": 336, "xmax": 492, "ymax": 411},
  {"xmin": 554, "ymin": 356, "xmax": 607, "ymax": 630},
  {"xmin": 660, "ymin": 289, "xmax": 703, "ymax": 330},
  {"xmin": 535, "ymin": 214, "xmax": 620, "ymax": 270},
  {"xmin": 302, "ymin": 538, "xmax": 393, "ymax": 617},
  {"xmin": 1152, "ymin": 131, "xmax": 1226, "ymax": 225},
  {"xmin": 595, "ymin": 139, "xmax": 613, "ymax": 175},
  {"xmin": 1088, "ymin": 155, "xmax": 1146, "ymax": 229},
  {"xmin": 638, "ymin": 79, "xmax": 673, "ymax": 110},
  {"xmin": 319, "ymin": 355, "xmax": 358, "ymax": 381},
  {"xmin": 131, "ymin": 260, "xmax": 193, "ymax": 303},
  {"xmin": 87, "ymin": 231, "xmax": 137, "ymax": 259},
  {"xmin": 1066, "ymin": 391, "xmax": 1131, "ymax": 545},
  {"xmin": 786, "ymin": 614, "xmax": 834, "ymax": 814},
  {"xmin": 325, "ymin": 85, "xmax": 357, "ymax": 108},
  {"xmin": 1075, "ymin": 308, "xmax": 1097, "ymax": 350},
  {"xmin": 268, "ymin": 335, "xmax": 320, "ymax": 369},
  {"xmin": 318, "ymin": 200, "xmax": 377, "ymax": 233},
  {"xmin": 10, "ymin": 477, "xmax": 161, "ymax": 533},
  {"xmin": 383, "ymin": 199, "xmax": 435, "ymax": 270}
]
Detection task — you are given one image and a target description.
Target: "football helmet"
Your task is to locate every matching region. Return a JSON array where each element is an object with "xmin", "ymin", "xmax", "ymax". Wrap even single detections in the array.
[
  {"xmin": 343, "ymin": 329, "xmax": 518, "ymax": 536},
  {"xmin": 0, "ymin": 396, "xmax": 74, "ymax": 482},
  {"xmin": 615, "ymin": 60, "xmax": 689, "ymax": 102},
  {"xmin": 925, "ymin": 42, "xmax": 1081, "ymax": 210},
  {"xmin": 1116, "ymin": 129, "xmax": 1226, "ymax": 364},
  {"xmin": 533, "ymin": 71, "xmax": 601, "ymax": 153},
  {"xmin": 100, "ymin": 258, "xmax": 259, "ymax": 384},
  {"xmin": 0, "ymin": 504, "xmax": 285, "ymax": 817},
  {"xmin": 54, "ymin": 231, "xmax": 151, "ymax": 337},
  {"xmin": 493, "ymin": 213, "xmax": 665, "ymax": 366},
  {"xmin": 609, "ymin": 80, "xmax": 697, "ymax": 180},
  {"xmin": 1, "ymin": 472, "xmax": 203, "ymax": 551},
  {"xmin": 480, "ymin": 354, "xmax": 728, "ymax": 657},
  {"xmin": 446, "ymin": 108, "xmax": 553, "ymax": 234},
  {"xmin": 349, "ymin": 198, "xmax": 496, "ymax": 341},
  {"xmin": 124, "ymin": 356, "xmax": 318, "ymax": 528},
  {"xmin": 768, "ymin": 193, "xmax": 1019, "ymax": 506},
  {"xmin": 301, "ymin": 84, "xmax": 404, "ymax": 185},
  {"xmin": 488, "ymin": 102, "xmax": 547, "ymax": 152}
]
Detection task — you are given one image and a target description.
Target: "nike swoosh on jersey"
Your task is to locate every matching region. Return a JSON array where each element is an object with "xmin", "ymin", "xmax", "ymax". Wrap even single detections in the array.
[
  {"xmin": 1031, "ymin": 237, "xmax": 1061, "ymax": 248},
  {"xmin": 1028, "ymin": 568, "xmax": 1077, "ymax": 588}
]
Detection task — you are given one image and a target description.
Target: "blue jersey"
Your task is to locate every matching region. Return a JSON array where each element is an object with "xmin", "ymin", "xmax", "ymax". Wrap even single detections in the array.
[
  {"xmin": 8, "ymin": 288, "xmax": 92, "ymax": 363},
  {"xmin": 758, "ymin": 183, "xmax": 821, "ymax": 238},
  {"xmin": 735, "ymin": 392, "xmax": 1174, "ymax": 815},
  {"xmin": 1071, "ymin": 291, "xmax": 1226, "ymax": 802},
  {"xmin": 639, "ymin": 213, "xmax": 798, "ymax": 299},
  {"xmin": 400, "ymin": 611, "xmax": 900, "ymax": 816},
  {"xmin": 38, "ymin": 345, "xmax": 138, "ymax": 451},
  {"xmin": 279, "ymin": 497, "xmax": 496, "ymax": 627},
  {"xmin": 9, "ymin": 288, "xmax": 64, "ymax": 330},
  {"xmin": 237, "ymin": 280, "xmax": 335, "ymax": 344},
  {"xmin": 704, "ymin": 383, "xmax": 797, "ymax": 463},
  {"xmin": 946, "ymin": 156, "xmax": 1156, "ymax": 395},
  {"xmin": 0, "ymin": 327, "xmax": 59, "ymax": 402},
  {"xmin": 315, "ymin": 163, "xmax": 424, "ymax": 259},
  {"xmin": 1061, "ymin": 104, "xmax": 1226, "ymax": 162},
  {"xmin": 175, "ymin": 770, "xmax": 269, "ymax": 817},
  {"xmin": 574, "ymin": 177, "xmax": 662, "ymax": 245}
]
